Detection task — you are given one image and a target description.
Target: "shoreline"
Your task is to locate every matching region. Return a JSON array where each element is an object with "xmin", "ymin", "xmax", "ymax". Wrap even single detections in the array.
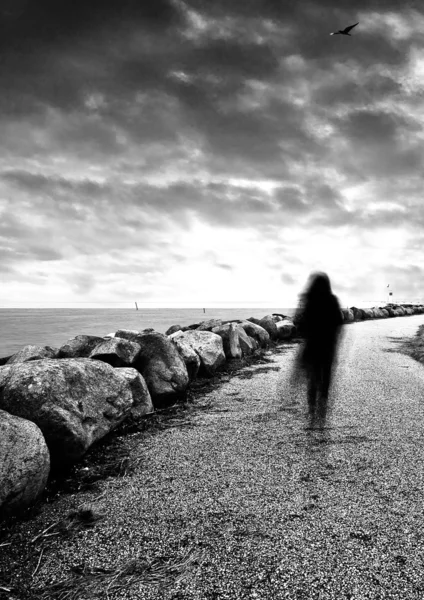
[
  {"xmin": 1, "ymin": 316, "xmax": 424, "ymax": 598},
  {"xmin": 1, "ymin": 314, "xmax": 424, "ymax": 598}
]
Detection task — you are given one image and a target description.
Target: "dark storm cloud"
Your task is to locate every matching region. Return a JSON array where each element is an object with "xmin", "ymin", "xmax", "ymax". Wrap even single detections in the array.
[
  {"xmin": 0, "ymin": 0, "xmax": 419, "ymax": 191},
  {"xmin": 313, "ymin": 73, "xmax": 402, "ymax": 109},
  {"xmin": 1, "ymin": 0, "xmax": 423, "ymax": 284}
]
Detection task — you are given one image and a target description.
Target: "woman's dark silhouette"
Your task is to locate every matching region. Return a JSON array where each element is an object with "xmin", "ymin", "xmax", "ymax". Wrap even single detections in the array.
[{"xmin": 294, "ymin": 272, "xmax": 343, "ymax": 417}]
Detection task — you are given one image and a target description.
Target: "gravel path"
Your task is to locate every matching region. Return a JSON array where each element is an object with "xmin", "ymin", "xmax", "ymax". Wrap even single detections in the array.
[{"xmin": 2, "ymin": 315, "xmax": 424, "ymax": 599}]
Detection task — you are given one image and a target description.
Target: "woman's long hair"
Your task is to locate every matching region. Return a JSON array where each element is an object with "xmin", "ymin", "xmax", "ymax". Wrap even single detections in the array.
[
  {"xmin": 296, "ymin": 272, "xmax": 332, "ymax": 319},
  {"xmin": 303, "ymin": 272, "xmax": 332, "ymax": 305}
]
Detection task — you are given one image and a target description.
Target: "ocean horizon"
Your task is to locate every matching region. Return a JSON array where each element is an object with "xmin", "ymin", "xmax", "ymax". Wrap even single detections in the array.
[
  {"xmin": 0, "ymin": 307, "xmax": 297, "ymax": 357},
  {"xmin": 0, "ymin": 300, "xmax": 410, "ymax": 358}
]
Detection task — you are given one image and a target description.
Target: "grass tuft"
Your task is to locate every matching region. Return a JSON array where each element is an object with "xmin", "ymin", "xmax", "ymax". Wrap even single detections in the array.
[{"xmin": 33, "ymin": 546, "xmax": 205, "ymax": 599}]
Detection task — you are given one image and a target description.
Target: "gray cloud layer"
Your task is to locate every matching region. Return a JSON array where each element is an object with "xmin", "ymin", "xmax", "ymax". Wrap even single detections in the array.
[{"xmin": 1, "ymin": 0, "xmax": 423, "ymax": 303}]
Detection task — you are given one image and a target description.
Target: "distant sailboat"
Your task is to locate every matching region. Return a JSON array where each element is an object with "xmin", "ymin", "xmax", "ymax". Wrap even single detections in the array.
[
  {"xmin": 203, "ymin": 308, "xmax": 206, "ymax": 314},
  {"xmin": 135, "ymin": 302, "xmax": 138, "ymax": 311}
]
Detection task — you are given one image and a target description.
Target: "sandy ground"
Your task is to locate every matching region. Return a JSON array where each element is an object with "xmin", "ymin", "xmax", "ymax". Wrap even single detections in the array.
[{"xmin": 1, "ymin": 315, "xmax": 424, "ymax": 599}]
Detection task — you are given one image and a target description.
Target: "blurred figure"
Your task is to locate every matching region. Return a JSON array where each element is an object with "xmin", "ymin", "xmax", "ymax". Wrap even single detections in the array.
[{"xmin": 294, "ymin": 272, "xmax": 343, "ymax": 421}]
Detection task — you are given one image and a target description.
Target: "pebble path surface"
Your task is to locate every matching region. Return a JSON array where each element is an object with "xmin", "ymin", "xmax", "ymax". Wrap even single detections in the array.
[{"xmin": 4, "ymin": 315, "xmax": 424, "ymax": 599}]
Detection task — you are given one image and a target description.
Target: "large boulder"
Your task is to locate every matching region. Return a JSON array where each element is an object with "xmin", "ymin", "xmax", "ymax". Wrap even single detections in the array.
[
  {"xmin": 165, "ymin": 324, "xmax": 182, "ymax": 336},
  {"xmin": 239, "ymin": 321, "xmax": 270, "ymax": 348},
  {"xmin": 235, "ymin": 325, "xmax": 256, "ymax": 355},
  {"xmin": 89, "ymin": 338, "xmax": 141, "ymax": 368},
  {"xmin": 341, "ymin": 308, "xmax": 354, "ymax": 323},
  {"xmin": 114, "ymin": 368, "xmax": 154, "ymax": 418},
  {"xmin": 211, "ymin": 324, "xmax": 242, "ymax": 359},
  {"xmin": 380, "ymin": 309, "xmax": 390, "ymax": 318},
  {"xmin": 172, "ymin": 331, "xmax": 226, "ymax": 377},
  {"xmin": 272, "ymin": 313, "xmax": 290, "ymax": 323},
  {"xmin": 275, "ymin": 320, "xmax": 296, "ymax": 340},
  {"xmin": 247, "ymin": 317, "xmax": 262, "ymax": 326},
  {"xmin": 169, "ymin": 335, "xmax": 201, "ymax": 381},
  {"xmin": 0, "ymin": 410, "xmax": 50, "ymax": 516},
  {"xmin": 115, "ymin": 329, "xmax": 143, "ymax": 341},
  {"xmin": 57, "ymin": 335, "xmax": 105, "ymax": 359},
  {"xmin": 351, "ymin": 307, "xmax": 364, "ymax": 321},
  {"xmin": 132, "ymin": 332, "xmax": 189, "ymax": 404},
  {"xmin": 7, "ymin": 345, "xmax": 58, "ymax": 365},
  {"xmin": 0, "ymin": 359, "xmax": 137, "ymax": 466},
  {"xmin": 361, "ymin": 309, "xmax": 374, "ymax": 320},
  {"xmin": 196, "ymin": 319, "xmax": 224, "ymax": 332},
  {"xmin": 259, "ymin": 315, "xmax": 278, "ymax": 340}
]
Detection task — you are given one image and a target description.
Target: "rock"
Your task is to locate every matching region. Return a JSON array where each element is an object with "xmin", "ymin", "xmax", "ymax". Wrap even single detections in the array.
[
  {"xmin": 165, "ymin": 324, "xmax": 182, "ymax": 336},
  {"xmin": 196, "ymin": 319, "xmax": 224, "ymax": 331},
  {"xmin": 247, "ymin": 317, "xmax": 262, "ymax": 325},
  {"xmin": 341, "ymin": 308, "xmax": 354, "ymax": 323},
  {"xmin": 259, "ymin": 315, "xmax": 278, "ymax": 340},
  {"xmin": 133, "ymin": 332, "xmax": 189, "ymax": 405},
  {"xmin": 0, "ymin": 366, "xmax": 12, "ymax": 393},
  {"xmin": 114, "ymin": 329, "xmax": 141, "ymax": 341},
  {"xmin": 0, "ymin": 359, "xmax": 136, "ymax": 466},
  {"xmin": 0, "ymin": 410, "xmax": 50, "ymax": 516},
  {"xmin": 236, "ymin": 325, "xmax": 256, "ymax": 355},
  {"xmin": 239, "ymin": 321, "xmax": 270, "ymax": 348},
  {"xmin": 361, "ymin": 309, "xmax": 374, "ymax": 320},
  {"xmin": 169, "ymin": 334, "xmax": 201, "ymax": 381},
  {"xmin": 58, "ymin": 335, "xmax": 106, "ymax": 359},
  {"xmin": 275, "ymin": 320, "xmax": 296, "ymax": 340},
  {"xmin": 114, "ymin": 368, "xmax": 154, "ymax": 418},
  {"xmin": 89, "ymin": 338, "xmax": 141, "ymax": 368},
  {"xmin": 350, "ymin": 307, "xmax": 364, "ymax": 321},
  {"xmin": 384, "ymin": 307, "xmax": 396, "ymax": 317},
  {"xmin": 272, "ymin": 313, "xmax": 291, "ymax": 323},
  {"xmin": 380, "ymin": 309, "xmax": 390, "ymax": 318},
  {"xmin": 0, "ymin": 355, "xmax": 12, "ymax": 366},
  {"xmin": 7, "ymin": 345, "xmax": 58, "ymax": 365},
  {"xmin": 211, "ymin": 324, "xmax": 242, "ymax": 359},
  {"xmin": 173, "ymin": 331, "xmax": 226, "ymax": 377}
]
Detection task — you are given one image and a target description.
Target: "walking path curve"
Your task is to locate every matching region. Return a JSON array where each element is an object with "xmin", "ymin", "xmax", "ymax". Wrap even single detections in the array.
[{"xmin": 3, "ymin": 315, "xmax": 424, "ymax": 599}]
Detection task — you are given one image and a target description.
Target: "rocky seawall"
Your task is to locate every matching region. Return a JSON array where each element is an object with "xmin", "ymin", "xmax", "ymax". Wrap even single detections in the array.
[{"xmin": 0, "ymin": 303, "xmax": 422, "ymax": 517}]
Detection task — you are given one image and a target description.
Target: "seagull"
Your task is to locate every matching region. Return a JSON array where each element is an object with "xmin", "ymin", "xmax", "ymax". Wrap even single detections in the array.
[{"xmin": 330, "ymin": 22, "xmax": 359, "ymax": 36}]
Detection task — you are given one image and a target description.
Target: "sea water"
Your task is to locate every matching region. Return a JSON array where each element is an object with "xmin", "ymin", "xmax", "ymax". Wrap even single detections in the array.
[{"xmin": 0, "ymin": 307, "xmax": 296, "ymax": 357}]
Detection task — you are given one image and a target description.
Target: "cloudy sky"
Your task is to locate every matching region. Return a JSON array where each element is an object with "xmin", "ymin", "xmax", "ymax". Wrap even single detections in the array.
[{"xmin": 1, "ymin": 0, "xmax": 423, "ymax": 308}]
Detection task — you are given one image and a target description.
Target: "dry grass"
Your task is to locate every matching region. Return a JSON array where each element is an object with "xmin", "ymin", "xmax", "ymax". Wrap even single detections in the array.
[
  {"xmin": 33, "ymin": 546, "xmax": 205, "ymax": 600},
  {"xmin": 387, "ymin": 325, "xmax": 424, "ymax": 364}
]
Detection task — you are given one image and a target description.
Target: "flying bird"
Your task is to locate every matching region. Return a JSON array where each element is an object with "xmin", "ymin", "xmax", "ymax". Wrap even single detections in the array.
[{"xmin": 330, "ymin": 22, "xmax": 359, "ymax": 36}]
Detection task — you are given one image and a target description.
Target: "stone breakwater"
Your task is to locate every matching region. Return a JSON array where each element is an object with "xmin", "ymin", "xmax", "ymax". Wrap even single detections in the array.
[{"xmin": 0, "ymin": 303, "xmax": 422, "ymax": 517}]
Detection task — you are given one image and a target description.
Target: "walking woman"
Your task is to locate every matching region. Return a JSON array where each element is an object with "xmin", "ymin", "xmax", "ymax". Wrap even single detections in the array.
[{"xmin": 294, "ymin": 272, "xmax": 343, "ymax": 418}]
